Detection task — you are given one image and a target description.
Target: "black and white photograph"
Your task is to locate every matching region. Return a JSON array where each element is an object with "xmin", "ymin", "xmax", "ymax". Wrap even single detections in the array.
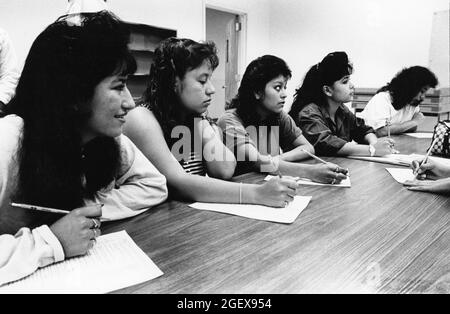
[{"xmin": 0, "ymin": 0, "xmax": 449, "ymax": 296}]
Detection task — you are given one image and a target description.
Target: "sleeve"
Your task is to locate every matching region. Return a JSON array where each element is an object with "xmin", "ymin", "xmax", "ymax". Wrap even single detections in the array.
[
  {"xmin": 298, "ymin": 107, "xmax": 348, "ymax": 156},
  {"xmin": 347, "ymin": 108, "xmax": 375, "ymax": 143},
  {"xmin": 84, "ymin": 135, "xmax": 168, "ymax": 221},
  {"xmin": 0, "ymin": 30, "xmax": 20, "ymax": 105},
  {"xmin": 0, "ymin": 225, "xmax": 65, "ymax": 286},
  {"xmin": 279, "ymin": 112, "xmax": 303, "ymax": 151},
  {"xmin": 217, "ymin": 112, "xmax": 256, "ymax": 153},
  {"xmin": 360, "ymin": 93, "xmax": 392, "ymax": 130}
]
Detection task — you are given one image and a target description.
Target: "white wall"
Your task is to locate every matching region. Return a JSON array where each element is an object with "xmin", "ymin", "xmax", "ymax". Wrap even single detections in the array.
[
  {"xmin": 429, "ymin": 10, "xmax": 450, "ymax": 88},
  {"xmin": 267, "ymin": 0, "xmax": 450, "ymax": 111},
  {"xmin": 0, "ymin": 0, "xmax": 67, "ymax": 68}
]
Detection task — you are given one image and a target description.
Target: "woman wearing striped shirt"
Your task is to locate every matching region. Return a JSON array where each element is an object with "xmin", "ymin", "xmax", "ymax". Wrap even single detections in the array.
[{"xmin": 124, "ymin": 38, "xmax": 298, "ymax": 207}]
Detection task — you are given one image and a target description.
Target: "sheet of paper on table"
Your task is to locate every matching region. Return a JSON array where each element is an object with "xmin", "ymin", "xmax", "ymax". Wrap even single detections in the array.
[
  {"xmin": 189, "ymin": 196, "xmax": 312, "ymax": 224},
  {"xmin": 264, "ymin": 175, "xmax": 351, "ymax": 188},
  {"xmin": 0, "ymin": 231, "xmax": 163, "ymax": 294}
]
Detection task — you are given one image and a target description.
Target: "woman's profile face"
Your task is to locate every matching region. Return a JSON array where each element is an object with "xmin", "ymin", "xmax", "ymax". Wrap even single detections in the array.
[
  {"xmin": 410, "ymin": 86, "xmax": 430, "ymax": 106},
  {"xmin": 175, "ymin": 60, "xmax": 215, "ymax": 115},
  {"xmin": 328, "ymin": 75, "xmax": 354, "ymax": 103},
  {"xmin": 81, "ymin": 73, "xmax": 135, "ymax": 144}
]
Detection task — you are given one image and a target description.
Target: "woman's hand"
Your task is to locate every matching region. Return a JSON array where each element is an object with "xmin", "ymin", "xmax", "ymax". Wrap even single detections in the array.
[
  {"xmin": 50, "ymin": 204, "xmax": 103, "ymax": 258},
  {"xmin": 374, "ymin": 138, "xmax": 398, "ymax": 156},
  {"xmin": 403, "ymin": 178, "xmax": 450, "ymax": 194},
  {"xmin": 254, "ymin": 177, "xmax": 300, "ymax": 208},
  {"xmin": 411, "ymin": 159, "xmax": 450, "ymax": 180},
  {"xmin": 308, "ymin": 163, "xmax": 348, "ymax": 184}
]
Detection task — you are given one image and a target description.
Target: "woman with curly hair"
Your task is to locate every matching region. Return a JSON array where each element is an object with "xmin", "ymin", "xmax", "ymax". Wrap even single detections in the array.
[
  {"xmin": 0, "ymin": 11, "xmax": 167, "ymax": 286},
  {"xmin": 359, "ymin": 66, "xmax": 438, "ymax": 136},
  {"xmin": 124, "ymin": 38, "xmax": 298, "ymax": 207}
]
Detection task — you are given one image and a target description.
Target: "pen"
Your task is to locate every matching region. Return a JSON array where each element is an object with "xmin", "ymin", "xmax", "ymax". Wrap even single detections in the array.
[
  {"xmin": 413, "ymin": 137, "xmax": 438, "ymax": 176},
  {"xmin": 10, "ymin": 202, "xmax": 109, "ymax": 220},
  {"xmin": 11, "ymin": 202, "xmax": 70, "ymax": 214},
  {"xmin": 300, "ymin": 148, "xmax": 328, "ymax": 165},
  {"xmin": 386, "ymin": 118, "xmax": 391, "ymax": 139}
]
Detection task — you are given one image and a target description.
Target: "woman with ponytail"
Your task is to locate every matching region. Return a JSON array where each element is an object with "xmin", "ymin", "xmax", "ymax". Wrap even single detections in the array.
[{"xmin": 290, "ymin": 52, "xmax": 394, "ymax": 157}]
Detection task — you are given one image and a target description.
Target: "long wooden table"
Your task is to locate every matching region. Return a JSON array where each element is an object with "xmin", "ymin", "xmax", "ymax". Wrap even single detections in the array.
[{"xmin": 104, "ymin": 135, "xmax": 450, "ymax": 294}]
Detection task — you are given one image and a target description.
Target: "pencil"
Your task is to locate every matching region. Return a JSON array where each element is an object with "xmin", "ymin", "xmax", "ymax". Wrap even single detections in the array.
[
  {"xmin": 413, "ymin": 137, "xmax": 438, "ymax": 176},
  {"xmin": 11, "ymin": 203, "xmax": 70, "ymax": 214},
  {"xmin": 301, "ymin": 148, "xmax": 328, "ymax": 165},
  {"xmin": 10, "ymin": 202, "xmax": 109, "ymax": 220}
]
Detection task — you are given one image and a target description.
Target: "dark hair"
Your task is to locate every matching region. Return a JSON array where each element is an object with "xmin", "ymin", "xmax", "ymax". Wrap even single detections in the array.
[
  {"xmin": 141, "ymin": 37, "xmax": 219, "ymax": 143},
  {"xmin": 231, "ymin": 55, "xmax": 291, "ymax": 126},
  {"xmin": 377, "ymin": 66, "xmax": 438, "ymax": 110},
  {"xmin": 7, "ymin": 11, "xmax": 136, "ymax": 211},
  {"xmin": 290, "ymin": 51, "xmax": 353, "ymax": 119}
]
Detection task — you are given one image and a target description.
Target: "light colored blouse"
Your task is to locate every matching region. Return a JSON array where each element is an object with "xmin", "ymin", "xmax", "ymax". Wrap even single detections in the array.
[
  {"xmin": 0, "ymin": 114, "xmax": 168, "ymax": 286},
  {"xmin": 359, "ymin": 91, "xmax": 420, "ymax": 130}
]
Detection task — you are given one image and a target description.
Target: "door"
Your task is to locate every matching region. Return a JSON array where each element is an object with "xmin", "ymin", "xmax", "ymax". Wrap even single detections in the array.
[{"xmin": 205, "ymin": 8, "xmax": 242, "ymax": 119}]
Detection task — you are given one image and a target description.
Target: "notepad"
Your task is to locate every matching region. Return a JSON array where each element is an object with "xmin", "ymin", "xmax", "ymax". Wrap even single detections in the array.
[
  {"xmin": 189, "ymin": 196, "xmax": 312, "ymax": 224},
  {"xmin": 385, "ymin": 168, "xmax": 433, "ymax": 184},
  {"xmin": 264, "ymin": 175, "xmax": 351, "ymax": 188},
  {"xmin": 0, "ymin": 231, "xmax": 163, "ymax": 294},
  {"xmin": 405, "ymin": 133, "xmax": 433, "ymax": 139}
]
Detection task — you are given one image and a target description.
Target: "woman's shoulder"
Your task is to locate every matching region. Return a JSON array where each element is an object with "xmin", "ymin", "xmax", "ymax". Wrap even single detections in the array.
[
  {"xmin": 298, "ymin": 103, "xmax": 322, "ymax": 116},
  {"xmin": 368, "ymin": 91, "xmax": 392, "ymax": 105},
  {"xmin": 217, "ymin": 109, "xmax": 244, "ymax": 129},
  {"xmin": 0, "ymin": 115, "xmax": 24, "ymax": 141}
]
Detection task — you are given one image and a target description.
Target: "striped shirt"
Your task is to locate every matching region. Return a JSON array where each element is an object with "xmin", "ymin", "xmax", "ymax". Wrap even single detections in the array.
[{"xmin": 179, "ymin": 151, "xmax": 206, "ymax": 176}]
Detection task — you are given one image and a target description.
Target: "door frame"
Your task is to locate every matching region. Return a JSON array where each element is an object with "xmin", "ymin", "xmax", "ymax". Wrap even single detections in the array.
[{"xmin": 202, "ymin": 1, "xmax": 248, "ymax": 82}]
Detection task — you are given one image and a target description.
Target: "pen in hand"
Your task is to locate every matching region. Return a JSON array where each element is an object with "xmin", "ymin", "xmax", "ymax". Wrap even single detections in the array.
[
  {"xmin": 300, "ymin": 148, "xmax": 349, "ymax": 176},
  {"xmin": 413, "ymin": 137, "xmax": 438, "ymax": 177},
  {"xmin": 10, "ymin": 202, "xmax": 108, "ymax": 220}
]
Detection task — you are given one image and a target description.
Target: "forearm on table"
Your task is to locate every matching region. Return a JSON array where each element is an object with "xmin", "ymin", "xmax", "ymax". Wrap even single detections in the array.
[
  {"xmin": 376, "ymin": 121, "xmax": 419, "ymax": 137},
  {"xmin": 169, "ymin": 174, "xmax": 257, "ymax": 204},
  {"xmin": 336, "ymin": 143, "xmax": 370, "ymax": 156},
  {"xmin": 279, "ymin": 144, "xmax": 314, "ymax": 162}
]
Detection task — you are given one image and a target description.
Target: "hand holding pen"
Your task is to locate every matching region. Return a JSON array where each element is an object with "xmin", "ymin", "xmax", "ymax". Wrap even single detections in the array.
[
  {"xmin": 300, "ymin": 148, "xmax": 349, "ymax": 184},
  {"xmin": 11, "ymin": 203, "xmax": 104, "ymax": 257},
  {"xmin": 412, "ymin": 137, "xmax": 438, "ymax": 178}
]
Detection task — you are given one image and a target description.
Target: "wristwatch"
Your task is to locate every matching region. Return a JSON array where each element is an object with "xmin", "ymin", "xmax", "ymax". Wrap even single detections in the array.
[{"xmin": 369, "ymin": 144, "xmax": 376, "ymax": 157}]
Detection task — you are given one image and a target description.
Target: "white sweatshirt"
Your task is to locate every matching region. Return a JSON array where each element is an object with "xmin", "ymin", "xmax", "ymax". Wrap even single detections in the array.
[
  {"xmin": 0, "ymin": 28, "xmax": 20, "ymax": 105},
  {"xmin": 0, "ymin": 115, "xmax": 168, "ymax": 286}
]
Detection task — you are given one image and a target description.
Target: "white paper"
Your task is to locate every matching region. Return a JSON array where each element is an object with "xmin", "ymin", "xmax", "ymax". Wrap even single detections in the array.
[
  {"xmin": 347, "ymin": 154, "xmax": 426, "ymax": 167},
  {"xmin": 385, "ymin": 168, "xmax": 416, "ymax": 183},
  {"xmin": 189, "ymin": 196, "xmax": 312, "ymax": 224},
  {"xmin": 0, "ymin": 231, "xmax": 163, "ymax": 294},
  {"xmin": 405, "ymin": 133, "xmax": 433, "ymax": 139},
  {"xmin": 385, "ymin": 168, "xmax": 434, "ymax": 184},
  {"xmin": 264, "ymin": 175, "xmax": 351, "ymax": 188}
]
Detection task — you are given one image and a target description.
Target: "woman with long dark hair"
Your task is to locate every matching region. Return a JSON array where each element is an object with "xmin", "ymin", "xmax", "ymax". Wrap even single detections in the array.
[
  {"xmin": 218, "ymin": 55, "xmax": 348, "ymax": 184},
  {"xmin": 124, "ymin": 38, "xmax": 297, "ymax": 207},
  {"xmin": 290, "ymin": 51, "xmax": 394, "ymax": 157},
  {"xmin": 359, "ymin": 66, "xmax": 438, "ymax": 136},
  {"xmin": 0, "ymin": 11, "xmax": 167, "ymax": 285}
]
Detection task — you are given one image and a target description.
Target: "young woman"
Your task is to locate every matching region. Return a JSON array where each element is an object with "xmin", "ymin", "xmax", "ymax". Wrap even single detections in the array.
[
  {"xmin": 359, "ymin": 66, "xmax": 438, "ymax": 137},
  {"xmin": 404, "ymin": 158, "xmax": 450, "ymax": 194},
  {"xmin": 0, "ymin": 11, "xmax": 167, "ymax": 286},
  {"xmin": 218, "ymin": 55, "xmax": 348, "ymax": 184},
  {"xmin": 290, "ymin": 51, "xmax": 394, "ymax": 157},
  {"xmin": 124, "ymin": 38, "xmax": 297, "ymax": 208}
]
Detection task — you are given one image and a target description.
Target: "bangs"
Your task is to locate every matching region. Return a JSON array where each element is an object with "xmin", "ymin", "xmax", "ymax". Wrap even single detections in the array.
[{"xmin": 113, "ymin": 52, "xmax": 137, "ymax": 76}]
